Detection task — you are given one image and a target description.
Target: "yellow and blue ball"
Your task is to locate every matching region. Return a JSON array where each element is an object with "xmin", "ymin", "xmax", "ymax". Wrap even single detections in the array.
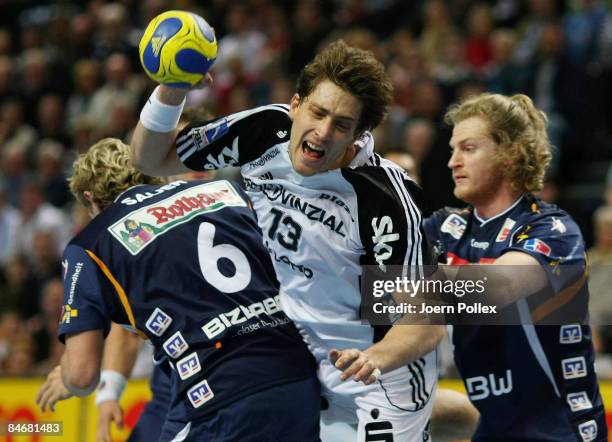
[{"xmin": 139, "ymin": 10, "xmax": 217, "ymax": 87}]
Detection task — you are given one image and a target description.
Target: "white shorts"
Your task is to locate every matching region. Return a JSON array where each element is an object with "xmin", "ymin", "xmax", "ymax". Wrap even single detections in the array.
[{"xmin": 320, "ymin": 361, "xmax": 437, "ymax": 442}]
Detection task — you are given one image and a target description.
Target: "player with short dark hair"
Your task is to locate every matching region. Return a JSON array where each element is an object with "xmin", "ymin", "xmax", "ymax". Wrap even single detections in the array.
[
  {"xmin": 131, "ymin": 39, "xmax": 445, "ymax": 441},
  {"xmin": 35, "ymin": 138, "xmax": 320, "ymax": 442},
  {"xmin": 424, "ymin": 93, "xmax": 607, "ymax": 441}
]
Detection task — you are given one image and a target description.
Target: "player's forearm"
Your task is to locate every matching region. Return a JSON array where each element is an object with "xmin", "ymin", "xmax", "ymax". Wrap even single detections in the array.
[
  {"xmin": 102, "ymin": 323, "xmax": 141, "ymax": 376},
  {"xmin": 61, "ymin": 329, "xmax": 104, "ymax": 397},
  {"xmin": 130, "ymin": 85, "xmax": 189, "ymax": 176},
  {"xmin": 364, "ymin": 324, "xmax": 445, "ymax": 374}
]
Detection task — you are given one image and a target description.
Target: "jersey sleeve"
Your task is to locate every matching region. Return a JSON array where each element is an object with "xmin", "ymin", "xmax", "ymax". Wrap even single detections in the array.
[
  {"xmin": 423, "ymin": 208, "xmax": 453, "ymax": 262},
  {"xmin": 345, "ymin": 166, "xmax": 430, "ymax": 272},
  {"xmin": 175, "ymin": 105, "xmax": 292, "ymax": 171},
  {"xmin": 505, "ymin": 212, "xmax": 587, "ymax": 294},
  {"xmin": 58, "ymin": 245, "xmax": 111, "ymax": 342}
]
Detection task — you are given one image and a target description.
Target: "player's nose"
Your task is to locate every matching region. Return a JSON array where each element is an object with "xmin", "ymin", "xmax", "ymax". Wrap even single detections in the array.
[{"xmin": 314, "ymin": 118, "xmax": 334, "ymax": 142}]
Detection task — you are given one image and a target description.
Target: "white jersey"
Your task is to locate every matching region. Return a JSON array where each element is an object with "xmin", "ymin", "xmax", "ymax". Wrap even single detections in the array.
[{"xmin": 176, "ymin": 104, "xmax": 437, "ymax": 403}]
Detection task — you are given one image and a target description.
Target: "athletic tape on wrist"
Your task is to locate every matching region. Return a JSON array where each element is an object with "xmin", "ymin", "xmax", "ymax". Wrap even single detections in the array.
[
  {"xmin": 95, "ymin": 370, "xmax": 127, "ymax": 406},
  {"xmin": 139, "ymin": 85, "xmax": 186, "ymax": 133}
]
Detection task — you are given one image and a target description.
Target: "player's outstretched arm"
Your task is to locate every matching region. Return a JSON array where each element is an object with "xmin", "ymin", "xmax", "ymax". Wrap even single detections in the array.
[
  {"xmin": 62, "ymin": 329, "xmax": 104, "ymax": 396},
  {"xmin": 36, "ymin": 365, "xmax": 72, "ymax": 412},
  {"xmin": 96, "ymin": 324, "xmax": 142, "ymax": 442},
  {"xmin": 131, "ymin": 85, "xmax": 191, "ymax": 177},
  {"xmin": 36, "ymin": 329, "xmax": 104, "ymax": 411},
  {"xmin": 330, "ymin": 324, "xmax": 446, "ymax": 384}
]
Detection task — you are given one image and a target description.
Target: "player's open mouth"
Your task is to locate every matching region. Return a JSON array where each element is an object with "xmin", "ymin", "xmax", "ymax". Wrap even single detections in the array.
[{"xmin": 302, "ymin": 140, "xmax": 325, "ymax": 160}]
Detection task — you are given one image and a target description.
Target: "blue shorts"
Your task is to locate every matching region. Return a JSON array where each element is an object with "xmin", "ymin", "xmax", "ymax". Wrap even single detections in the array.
[
  {"xmin": 127, "ymin": 366, "xmax": 171, "ymax": 442},
  {"xmin": 159, "ymin": 376, "xmax": 321, "ymax": 442}
]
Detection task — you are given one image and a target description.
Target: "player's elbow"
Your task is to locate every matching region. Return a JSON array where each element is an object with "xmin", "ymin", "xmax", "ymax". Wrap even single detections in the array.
[
  {"xmin": 63, "ymin": 364, "xmax": 100, "ymax": 397},
  {"xmin": 429, "ymin": 324, "xmax": 447, "ymax": 347}
]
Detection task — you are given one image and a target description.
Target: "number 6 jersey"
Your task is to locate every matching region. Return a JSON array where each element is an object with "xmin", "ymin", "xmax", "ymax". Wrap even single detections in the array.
[{"xmin": 58, "ymin": 179, "xmax": 316, "ymax": 422}]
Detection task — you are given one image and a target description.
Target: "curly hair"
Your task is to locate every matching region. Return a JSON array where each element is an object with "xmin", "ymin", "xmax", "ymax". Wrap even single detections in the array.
[
  {"xmin": 296, "ymin": 39, "xmax": 393, "ymax": 134},
  {"xmin": 69, "ymin": 138, "xmax": 165, "ymax": 210},
  {"xmin": 445, "ymin": 93, "xmax": 552, "ymax": 193}
]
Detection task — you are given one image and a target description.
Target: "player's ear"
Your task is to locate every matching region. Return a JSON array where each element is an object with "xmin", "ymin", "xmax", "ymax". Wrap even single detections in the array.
[
  {"xmin": 83, "ymin": 191, "xmax": 94, "ymax": 205},
  {"xmin": 289, "ymin": 94, "xmax": 301, "ymax": 118}
]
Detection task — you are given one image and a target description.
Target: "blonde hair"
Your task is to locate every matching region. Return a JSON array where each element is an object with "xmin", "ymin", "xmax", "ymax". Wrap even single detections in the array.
[
  {"xmin": 445, "ymin": 93, "xmax": 552, "ymax": 193},
  {"xmin": 69, "ymin": 138, "xmax": 164, "ymax": 209}
]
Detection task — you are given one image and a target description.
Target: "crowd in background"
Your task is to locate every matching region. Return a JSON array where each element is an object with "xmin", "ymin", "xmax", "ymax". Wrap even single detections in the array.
[{"xmin": 0, "ymin": 0, "xmax": 611, "ymax": 378}]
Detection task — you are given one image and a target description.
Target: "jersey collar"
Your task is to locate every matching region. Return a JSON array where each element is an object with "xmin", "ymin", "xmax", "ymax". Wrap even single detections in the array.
[
  {"xmin": 348, "ymin": 131, "xmax": 374, "ymax": 168},
  {"xmin": 473, "ymin": 194, "xmax": 525, "ymax": 226}
]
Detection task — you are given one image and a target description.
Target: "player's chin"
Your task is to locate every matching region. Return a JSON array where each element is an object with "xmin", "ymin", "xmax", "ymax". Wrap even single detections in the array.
[{"xmin": 291, "ymin": 158, "xmax": 320, "ymax": 176}]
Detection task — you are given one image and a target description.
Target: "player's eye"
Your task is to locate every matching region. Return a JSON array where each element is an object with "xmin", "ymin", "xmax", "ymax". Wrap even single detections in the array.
[{"xmin": 335, "ymin": 122, "xmax": 350, "ymax": 132}]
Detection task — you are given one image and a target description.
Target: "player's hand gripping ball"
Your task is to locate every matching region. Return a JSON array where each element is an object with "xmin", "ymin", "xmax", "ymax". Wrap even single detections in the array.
[{"xmin": 139, "ymin": 10, "xmax": 217, "ymax": 87}]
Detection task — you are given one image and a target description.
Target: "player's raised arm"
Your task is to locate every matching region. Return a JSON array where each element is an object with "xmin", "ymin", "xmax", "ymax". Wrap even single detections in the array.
[
  {"xmin": 131, "ymin": 85, "xmax": 191, "ymax": 177},
  {"xmin": 131, "ymin": 10, "xmax": 217, "ymax": 177}
]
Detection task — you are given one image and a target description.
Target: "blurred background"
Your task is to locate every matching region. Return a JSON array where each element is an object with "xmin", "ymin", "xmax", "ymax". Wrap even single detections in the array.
[{"xmin": 0, "ymin": 0, "xmax": 611, "ymax": 439}]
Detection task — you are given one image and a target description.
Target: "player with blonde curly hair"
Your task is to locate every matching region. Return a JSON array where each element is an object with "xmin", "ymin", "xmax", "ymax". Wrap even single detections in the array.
[{"xmin": 424, "ymin": 93, "xmax": 607, "ymax": 441}]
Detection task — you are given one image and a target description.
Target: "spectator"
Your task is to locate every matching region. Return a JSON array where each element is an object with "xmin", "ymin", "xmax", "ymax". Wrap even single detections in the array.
[
  {"xmin": 65, "ymin": 59, "xmax": 100, "ymax": 133},
  {"xmin": 0, "ymin": 182, "xmax": 19, "ymax": 266},
  {"xmin": 36, "ymin": 94, "xmax": 70, "ymax": 146},
  {"xmin": 485, "ymin": 28, "xmax": 530, "ymax": 94},
  {"xmin": 1, "ymin": 255, "xmax": 40, "ymax": 320},
  {"xmin": 36, "ymin": 139, "xmax": 71, "ymax": 208},
  {"xmin": 15, "ymin": 181, "xmax": 73, "ymax": 261},
  {"xmin": 464, "ymin": 3, "xmax": 494, "ymax": 71},
  {"xmin": 87, "ymin": 52, "xmax": 143, "ymax": 130}
]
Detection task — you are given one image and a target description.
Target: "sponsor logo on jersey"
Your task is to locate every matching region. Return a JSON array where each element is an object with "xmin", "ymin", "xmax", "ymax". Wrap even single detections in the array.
[
  {"xmin": 560, "ymin": 324, "xmax": 582, "ymax": 344},
  {"xmin": 145, "ymin": 307, "xmax": 173, "ymax": 336},
  {"xmin": 187, "ymin": 379, "xmax": 214, "ymax": 408},
  {"xmin": 551, "ymin": 217, "xmax": 567, "ymax": 233},
  {"xmin": 193, "ymin": 119, "xmax": 229, "ymax": 149},
  {"xmin": 163, "ymin": 331, "xmax": 189, "ymax": 359},
  {"xmin": 67, "ymin": 262, "xmax": 83, "ymax": 306},
  {"xmin": 371, "ymin": 216, "xmax": 400, "ymax": 271},
  {"xmin": 441, "ymin": 214, "xmax": 466, "ymax": 240},
  {"xmin": 61, "ymin": 261, "xmax": 83, "ymax": 324},
  {"xmin": 496, "ymin": 218, "xmax": 516, "ymax": 242},
  {"xmin": 319, "ymin": 193, "xmax": 353, "ymax": 218},
  {"xmin": 567, "ymin": 392, "xmax": 593, "ymax": 412},
  {"xmin": 61, "ymin": 259, "xmax": 69, "ymax": 280},
  {"xmin": 578, "ymin": 420, "xmax": 598, "ymax": 442},
  {"xmin": 109, "ymin": 181, "xmax": 247, "ymax": 255},
  {"xmin": 277, "ymin": 130, "xmax": 287, "ymax": 138},
  {"xmin": 177, "ymin": 352, "xmax": 201, "ymax": 380},
  {"xmin": 265, "ymin": 240, "xmax": 313, "ymax": 278},
  {"xmin": 245, "ymin": 179, "xmax": 349, "ymax": 236},
  {"xmin": 248, "ymin": 147, "xmax": 280, "ymax": 169},
  {"xmin": 562, "ymin": 356, "xmax": 587, "ymax": 379},
  {"xmin": 202, "ymin": 136, "xmax": 239, "ymax": 169},
  {"xmin": 470, "ymin": 239, "xmax": 489, "ymax": 249},
  {"xmin": 60, "ymin": 305, "xmax": 78, "ymax": 324},
  {"xmin": 120, "ymin": 180, "xmax": 187, "ymax": 206},
  {"xmin": 465, "ymin": 370, "xmax": 513, "ymax": 401},
  {"xmin": 202, "ymin": 295, "xmax": 283, "ymax": 339},
  {"xmin": 364, "ymin": 421, "xmax": 394, "ymax": 441},
  {"xmin": 523, "ymin": 238, "xmax": 551, "ymax": 256}
]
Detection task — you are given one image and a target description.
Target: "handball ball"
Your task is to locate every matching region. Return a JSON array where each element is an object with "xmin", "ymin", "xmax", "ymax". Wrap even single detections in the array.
[{"xmin": 139, "ymin": 10, "xmax": 217, "ymax": 87}]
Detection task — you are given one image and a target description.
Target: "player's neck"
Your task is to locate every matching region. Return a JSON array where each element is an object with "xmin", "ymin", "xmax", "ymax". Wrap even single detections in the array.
[{"xmin": 473, "ymin": 186, "xmax": 523, "ymax": 220}]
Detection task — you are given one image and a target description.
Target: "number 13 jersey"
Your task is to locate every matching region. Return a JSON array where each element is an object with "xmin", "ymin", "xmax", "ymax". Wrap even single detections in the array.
[{"xmin": 177, "ymin": 105, "xmax": 437, "ymax": 396}]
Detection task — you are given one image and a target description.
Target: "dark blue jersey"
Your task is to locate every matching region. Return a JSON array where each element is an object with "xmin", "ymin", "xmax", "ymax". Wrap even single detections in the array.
[
  {"xmin": 58, "ymin": 179, "xmax": 316, "ymax": 422},
  {"xmin": 424, "ymin": 195, "xmax": 607, "ymax": 442}
]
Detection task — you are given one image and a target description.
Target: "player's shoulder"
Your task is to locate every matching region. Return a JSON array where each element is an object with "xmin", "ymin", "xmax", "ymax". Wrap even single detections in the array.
[
  {"xmin": 520, "ymin": 195, "xmax": 581, "ymax": 234},
  {"xmin": 225, "ymin": 103, "xmax": 291, "ymax": 126},
  {"xmin": 341, "ymin": 155, "xmax": 422, "ymax": 204},
  {"xmin": 428, "ymin": 206, "xmax": 472, "ymax": 226}
]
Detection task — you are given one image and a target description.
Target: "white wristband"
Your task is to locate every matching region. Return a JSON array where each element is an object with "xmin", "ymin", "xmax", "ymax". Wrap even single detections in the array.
[
  {"xmin": 95, "ymin": 370, "xmax": 127, "ymax": 406},
  {"xmin": 139, "ymin": 85, "xmax": 186, "ymax": 133}
]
